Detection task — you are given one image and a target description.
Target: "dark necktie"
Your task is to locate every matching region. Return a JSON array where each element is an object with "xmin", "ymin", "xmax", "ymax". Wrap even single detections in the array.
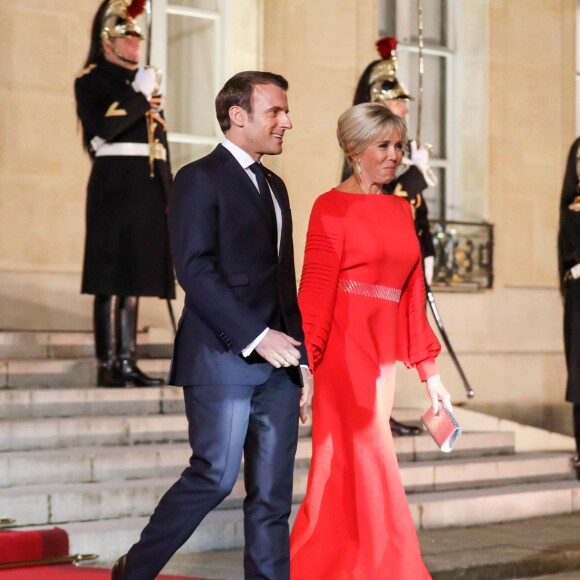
[{"xmin": 249, "ymin": 162, "xmax": 276, "ymax": 222}]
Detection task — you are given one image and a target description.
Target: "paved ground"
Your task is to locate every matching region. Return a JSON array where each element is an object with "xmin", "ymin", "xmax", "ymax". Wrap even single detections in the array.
[{"xmin": 150, "ymin": 513, "xmax": 580, "ymax": 580}]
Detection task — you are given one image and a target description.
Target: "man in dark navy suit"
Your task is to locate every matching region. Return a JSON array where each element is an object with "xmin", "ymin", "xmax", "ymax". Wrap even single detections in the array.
[{"xmin": 112, "ymin": 71, "xmax": 313, "ymax": 580}]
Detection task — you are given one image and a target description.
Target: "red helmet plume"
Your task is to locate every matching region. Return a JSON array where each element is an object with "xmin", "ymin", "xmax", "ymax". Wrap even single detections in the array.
[
  {"xmin": 375, "ymin": 37, "xmax": 398, "ymax": 60},
  {"xmin": 127, "ymin": 0, "xmax": 146, "ymax": 19}
]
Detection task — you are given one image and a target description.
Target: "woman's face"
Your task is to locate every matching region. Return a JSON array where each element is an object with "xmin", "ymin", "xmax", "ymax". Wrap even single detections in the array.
[{"xmin": 356, "ymin": 128, "xmax": 404, "ymax": 186}]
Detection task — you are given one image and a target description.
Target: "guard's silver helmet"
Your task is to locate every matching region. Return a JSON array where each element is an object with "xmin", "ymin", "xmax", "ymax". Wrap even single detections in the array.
[{"xmin": 101, "ymin": 0, "xmax": 146, "ymax": 45}]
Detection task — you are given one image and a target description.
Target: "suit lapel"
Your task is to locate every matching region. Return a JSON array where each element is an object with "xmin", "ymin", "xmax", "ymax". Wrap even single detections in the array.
[{"xmin": 216, "ymin": 146, "xmax": 278, "ymax": 239}]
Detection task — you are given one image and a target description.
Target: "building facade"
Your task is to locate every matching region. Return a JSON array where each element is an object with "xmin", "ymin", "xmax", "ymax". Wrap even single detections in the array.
[{"xmin": 0, "ymin": 0, "xmax": 577, "ymax": 433}]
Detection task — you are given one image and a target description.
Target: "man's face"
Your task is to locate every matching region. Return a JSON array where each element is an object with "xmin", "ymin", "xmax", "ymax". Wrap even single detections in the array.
[
  {"xmin": 241, "ymin": 83, "xmax": 292, "ymax": 160},
  {"xmin": 103, "ymin": 37, "xmax": 142, "ymax": 69},
  {"xmin": 385, "ymin": 98, "xmax": 409, "ymax": 119}
]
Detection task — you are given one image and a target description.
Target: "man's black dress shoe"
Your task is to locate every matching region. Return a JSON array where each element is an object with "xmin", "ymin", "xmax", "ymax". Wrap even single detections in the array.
[
  {"xmin": 111, "ymin": 554, "xmax": 127, "ymax": 579},
  {"xmin": 390, "ymin": 417, "xmax": 422, "ymax": 437}
]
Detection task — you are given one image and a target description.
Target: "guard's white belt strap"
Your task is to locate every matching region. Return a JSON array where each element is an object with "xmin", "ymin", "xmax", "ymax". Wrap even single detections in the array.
[{"xmin": 94, "ymin": 142, "xmax": 167, "ymax": 161}]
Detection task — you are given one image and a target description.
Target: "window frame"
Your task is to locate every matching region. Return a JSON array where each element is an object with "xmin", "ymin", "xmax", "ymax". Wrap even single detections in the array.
[
  {"xmin": 149, "ymin": 0, "xmax": 228, "ymax": 156},
  {"xmin": 380, "ymin": 0, "xmax": 459, "ymax": 221}
]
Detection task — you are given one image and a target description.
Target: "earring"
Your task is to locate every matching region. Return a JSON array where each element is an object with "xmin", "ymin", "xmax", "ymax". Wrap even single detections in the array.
[{"xmin": 356, "ymin": 161, "xmax": 362, "ymax": 175}]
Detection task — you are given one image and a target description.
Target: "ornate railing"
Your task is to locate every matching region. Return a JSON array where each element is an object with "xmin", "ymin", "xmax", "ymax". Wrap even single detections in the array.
[{"xmin": 429, "ymin": 220, "xmax": 494, "ymax": 291}]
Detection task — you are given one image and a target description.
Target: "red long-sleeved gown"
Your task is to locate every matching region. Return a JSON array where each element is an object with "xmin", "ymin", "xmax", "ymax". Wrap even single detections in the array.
[{"xmin": 290, "ymin": 189, "xmax": 441, "ymax": 579}]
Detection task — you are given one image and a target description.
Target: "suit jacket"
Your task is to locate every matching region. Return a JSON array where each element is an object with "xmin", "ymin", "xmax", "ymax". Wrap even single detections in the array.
[
  {"xmin": 167, "ymin": 144, "xmax": 306, "ymax": 386},
  {"xmin": 558, "ymin": 137, "xmax": 580, "ymax": 286}
]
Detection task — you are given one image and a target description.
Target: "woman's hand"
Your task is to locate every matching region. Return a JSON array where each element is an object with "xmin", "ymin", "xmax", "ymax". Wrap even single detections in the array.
[
  {"xmin": 425, "ymin": 374, "xmax": 452, "ymax": 414},
  {"xmin": 299, "ymin": 367, "xmax": 314, "ymax": 424}
]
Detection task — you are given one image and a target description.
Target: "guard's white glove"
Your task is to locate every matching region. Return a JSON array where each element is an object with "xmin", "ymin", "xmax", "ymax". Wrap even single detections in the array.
[
  {"xmin": 410, "ymin": 140, "xmax": 430, "ymax": 171},
  {"xmin": 132, "ymin": 66, "xmax": 157, "ymax": 99},
  {"xmin": 410, "ymin": 141, "xmax": 438, "ymax": 187},
  {"xmin": 423, "ymin": 255, "xmax": 434, "ymax": 286},
  {"xmin": 426, "ymin": 374, "xmax": 452, "ymax": 414}
]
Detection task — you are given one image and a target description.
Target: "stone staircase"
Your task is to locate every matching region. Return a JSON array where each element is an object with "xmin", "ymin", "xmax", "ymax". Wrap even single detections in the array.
[{"xmin": 0, "ymin": 330, "xmax": 579, "ymax": 563}]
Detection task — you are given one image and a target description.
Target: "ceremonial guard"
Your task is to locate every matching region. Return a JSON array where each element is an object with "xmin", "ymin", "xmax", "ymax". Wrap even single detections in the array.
[
  {"xmin": 558, "ymin": 136, "xmax": 580, "ymax": 478},
  {"xmin": 346, "ymin": 37, "xmax": 438, "ymax": 436},
  {"xmin": 75, "ymin": 0, "xmax": 175, "ymax": 387}
]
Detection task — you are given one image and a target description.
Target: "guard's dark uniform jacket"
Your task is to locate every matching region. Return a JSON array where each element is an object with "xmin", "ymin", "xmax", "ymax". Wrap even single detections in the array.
[
  {"xmin": 559, "ymin": 137, "xmax": 580, "ymax": 403},
  {"xmin": 384, "ymin": 164, "xmax": 436, "ymax": 260},
  {"xmin": 75, "ymin": 57, "xmax": 175, "ymax": 299}
]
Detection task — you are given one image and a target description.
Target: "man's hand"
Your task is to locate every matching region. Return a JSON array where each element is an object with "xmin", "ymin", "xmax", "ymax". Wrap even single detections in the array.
[
  {"xmin": 299, "ymin": 367, "xmax": 314, "ymax": 424},
  {"xmin": 255, "ymin": 329, "xmax": 301, "ymax": 368}
]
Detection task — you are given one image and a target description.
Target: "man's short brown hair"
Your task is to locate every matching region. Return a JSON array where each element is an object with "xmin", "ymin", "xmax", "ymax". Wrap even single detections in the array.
[{"xmin": 215, "ymin": 71, "xmax": 289, "ymax": 133}]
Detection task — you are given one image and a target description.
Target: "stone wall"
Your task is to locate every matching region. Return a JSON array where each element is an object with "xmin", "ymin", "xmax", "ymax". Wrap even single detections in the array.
[{"xmin": 0, "ymin": 0, "xmax": 577, "ymax": 433}]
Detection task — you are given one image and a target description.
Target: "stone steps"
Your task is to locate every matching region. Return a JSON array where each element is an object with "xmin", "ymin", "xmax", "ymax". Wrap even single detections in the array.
[
  {"xmin": 409, "ymin": 480, "xmax": 580, "ymax": 530},
  {"xmin": 0, "ymin": 386, "xmax": 185, "ymax": 418},
  {"xmin": 0, "ymin": 403, "xmax": 515, "ymax": 455},
  {"xmin": 1, "ymin": 328, "xmax": 578, "ymax": 562},
  {"xmin": 0, "ymin": 330, "xmax": 172, "ymax": 359},
  {"xmin": 0, "ymin": 440, "xmax": 311, "ymax": 487},
  {"xmin": 0, "ymin": 431, "xmax": 516, "ymax": 488},
  {"xmin": 0, "ymin": 427, "xmax": 552, "ymax": 492},
  {"xmin": 0, "ymin": 413, "xmax": 189, "ymax": 451},
  {"xmin": 1, "ymin": 453, "xmax": 575, "ymax": 529},
  {"xmin": 24, "ymin": 479, "xmax": 576, "ymax": 561},
  {"xmin": 0, "ymin": 358, "xmax": 170, "ymax": 387}
]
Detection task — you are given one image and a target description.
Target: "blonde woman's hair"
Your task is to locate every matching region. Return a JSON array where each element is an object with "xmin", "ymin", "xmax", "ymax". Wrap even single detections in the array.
[{"xmin": 337, "ymin": 103, "xmax": 408, "ymax": 171}]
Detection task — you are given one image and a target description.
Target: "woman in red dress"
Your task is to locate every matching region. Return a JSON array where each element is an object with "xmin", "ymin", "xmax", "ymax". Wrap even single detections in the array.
[{"xmin": 290, "ymin": 103, "xmax": 452, "ymax": 579}]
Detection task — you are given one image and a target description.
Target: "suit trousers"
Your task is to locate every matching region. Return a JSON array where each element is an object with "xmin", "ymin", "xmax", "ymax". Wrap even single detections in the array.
[{"xmin": 124, "ymin": 369, "xmax": 301, "ymax": 580}]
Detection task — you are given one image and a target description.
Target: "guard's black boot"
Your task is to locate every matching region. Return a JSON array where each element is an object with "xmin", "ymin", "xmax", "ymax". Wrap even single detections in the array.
[
  {"xmin": 97, "ymin": 362, "xmax": 129, "ymax": 387},
  {"xmin": 117, "ymin": 358, "xmax": 164, "ymax": 386},
  {"xmin": 390, "ymin": 416, "xmax": 422, "ymax": 437},
  {"xmin": 94, "ymin": 295, "xmax": 127, "ymax": 387},
  {"xmin": 116, "ymin": 296, "xmax": 164, "ymax": 387}
]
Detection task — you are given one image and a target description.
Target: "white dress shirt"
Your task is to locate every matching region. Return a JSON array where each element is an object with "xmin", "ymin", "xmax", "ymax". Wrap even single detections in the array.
[{"xmin": 221, "ymin": 138, "xmax": 280, "ymax": 357}]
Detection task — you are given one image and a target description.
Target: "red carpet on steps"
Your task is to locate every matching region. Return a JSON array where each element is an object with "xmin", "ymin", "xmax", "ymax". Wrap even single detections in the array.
[
  {"xmin": 0, "ymin": 529, "xmax": 69, "ymax": 563},
  {"xmin": 0, "ymin": 529, "xmax": 218, "ymax": 579},
  {"xmin": 0, "ymin": 565, "xmax": 215, "ymax": 579}
]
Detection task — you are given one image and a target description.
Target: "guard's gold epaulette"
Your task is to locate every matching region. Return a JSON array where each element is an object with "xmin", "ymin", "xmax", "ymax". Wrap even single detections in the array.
[{"xmin": 75, "ymin": 63, "xmax": 97, "ymax": 79}]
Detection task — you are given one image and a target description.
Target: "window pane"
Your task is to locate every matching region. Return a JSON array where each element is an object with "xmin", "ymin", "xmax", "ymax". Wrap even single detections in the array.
[
  {"xmin": 379, "ymin": 0, "xmax": 397, "ymax": 37},
  {"xmin": 398, "ymin": 52, "xmax": 446, "ymax": 157},
  {"xmin": 379, "ymin": 0, "xmax": 447, "ymax": 47},
  {"xmin": 166, "ymin": 14, "xmax": 218, "ymax": 137},
  {"xmin": 169, "ymin": 142, "xmax": 216, "ymax": 172},
  {"xmin": 169, "ymin": 0, "xmax": 219, "ymax": 10}
]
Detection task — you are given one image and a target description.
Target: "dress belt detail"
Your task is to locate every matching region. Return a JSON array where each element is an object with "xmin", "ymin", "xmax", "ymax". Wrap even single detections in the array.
[
  {"xmin": 94, "ymin": 142, "xmax": 167, "ymax": 161},
  {"xmin": 337, "ymin": 278, "xmax": 401, "ymax": 303}
]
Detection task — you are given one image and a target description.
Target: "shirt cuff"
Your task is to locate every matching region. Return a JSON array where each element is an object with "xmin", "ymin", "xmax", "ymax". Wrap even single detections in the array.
[
  {"xmin": 242, "ymin": 327, "xmax": 269, "ymax": 357},
  {"xmin": 416, "ymin": 358, "xmax": 439, "ymax": 382}
]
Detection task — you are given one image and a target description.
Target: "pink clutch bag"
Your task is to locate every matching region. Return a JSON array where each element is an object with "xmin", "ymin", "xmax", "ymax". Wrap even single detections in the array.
[{"xmin": 421, "ymin": 405, "xmax": 462, "ymax": 453}]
